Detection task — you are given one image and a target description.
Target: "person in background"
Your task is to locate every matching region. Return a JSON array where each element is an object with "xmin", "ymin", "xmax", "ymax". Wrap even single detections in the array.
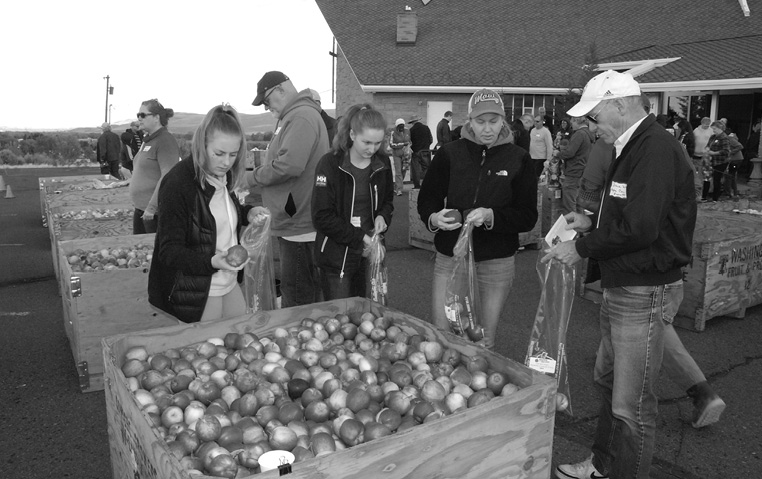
[
  {"xmin": 96, "ymin": 122, "xmax": 122, "ymax": 179},
  {"xmin": 538, "ymin": 106, "xmax": 555, "ymax": 136},
  {"xmin": 725, "ymin": 131, "xmax": 744, "ymax": 199},
  {"xmin": 545, "ymin": 70, "xmax": 700, "ymax": 479},
  {"xmin": 451, "ymin": 123, "xmax": 463, "ymax": 141},
  {"xmin": 390, "ymin": 118, "xmax": 412, "ymax": 196},
  {"xmin": 435, "ymin": 110, "xmax": 453, "ymax": 150},
  {"xmin": 676, "ymin": 119, "xmax": 695, "ymax": 158},
  {"xmin": 129, "ymin": 99, "xmax": 180, "ymax": 234},
  {"xmin": 692, "ymin": 117, "xmax": 713, "ymax": 159},
  {"xmin": 311, "ymin": 104, "xmax": 394, "ymax": 300},
  {"xmin": 704, "ymin": 120, "xmax": 730, "ymax": 202},
  {"xmin": 512, "ymin": 113, "xmax": 533, "ymax": 152},
  {"xmin": 246, "ymin": 71, "xmax": 328, "ymax": 307},
  {"xmin": 309, "ymin": 89, "xmax": 337, "ymax": 146},
  {"xmin": 418, "ymin": 88, "xmax": 538, "ymax": 350},
  {"xmin": 554, "ymin": 118, "xmax": 573, "ymax": 149},
  {"xmin": 529, "ymin": 114, "xmax": 554, "ymax": 177},
  {"xmin": 408, "ymin": 114, "xmax": 433, "ymax": 189},
  {"xmin": 120, "ymin": 121, "xmax": 142, "ymax": 175},
  {"xmin": 742, "ymin": 119, "xmax": 760, "ymax": 177},
  {"xmin": 148, "ymin": 104, "xmax": 253, "ymax": 323},
  {"xmin": 553, "ymin": 116, "xmax": 595, "ymax": 214}
]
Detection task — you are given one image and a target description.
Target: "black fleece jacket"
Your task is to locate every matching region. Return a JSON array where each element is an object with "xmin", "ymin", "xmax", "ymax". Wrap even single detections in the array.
[
  {"xmin": 311, "ymin": 150, "xmax": 394, "ymax": 275},
  {"xmin": 148, "ymin": 157, "xmax": 251, "ymax": 323},
  {"xmin": 576, "ymin": 115, "xmax": 696, "ymax": 288},
  {"xmin": 417, "ymin": 123, "xmax": 538, "ymax": 261}
]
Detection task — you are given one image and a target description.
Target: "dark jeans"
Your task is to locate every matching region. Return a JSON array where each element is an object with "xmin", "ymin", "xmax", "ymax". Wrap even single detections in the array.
[
  {"xmin": 533, "ymin": 158, "xmax": 546, "ymax": 178},
  {"xmin": 319, "ymin": 251, "xmax": 368, "ymax": 300},
  {"xmin": 133, "ymin": 209, "xmax": 158, "ymax": 234},
  {"xmin": 411, "ymin": 150, "xmax": 431, "ymax": 188},
  {"xmin": 277, "ymin": 238, "xmax": 321, "ymax": 308},
  {"xmin": 101, "ymin": 161, "xmax": 122, "ymax": 180},
  {"xmin": 711, "ymin": 162, "xmax": 728, "ymax": 201}
]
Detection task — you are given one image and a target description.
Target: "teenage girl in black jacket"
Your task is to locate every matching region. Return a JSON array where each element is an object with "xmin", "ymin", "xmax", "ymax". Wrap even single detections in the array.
[
  {"xmin": 311, "ymin": 104, "xmax": 394, "ymax": 300},
  {"xmin": 148, "ymin": 105, "xmax": 253, "ymax": 323}
]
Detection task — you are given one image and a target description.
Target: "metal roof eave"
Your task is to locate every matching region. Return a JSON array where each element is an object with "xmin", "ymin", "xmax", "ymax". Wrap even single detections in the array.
[
  {"xmin": 361, "ymin": 85, "xmax": 571, "ymax": 94},
  {"xmin": 639, "ymin": 77, "xmax": 762, "ymax": 92}
]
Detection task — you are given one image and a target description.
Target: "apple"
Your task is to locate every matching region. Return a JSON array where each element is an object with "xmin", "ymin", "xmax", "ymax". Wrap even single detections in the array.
[
  {"xmin": 310, "ymin": 432, "xmax": 336, "ymax": 457},
  {"xmin": 161, "ymin": 406, "xmax": 184, "ymax": 429},
  {"xmin": 208, "ymin": 452, "xmax": 238, "ymax": 478},
  {"xmin": 225, "ymin": 245, "xmax": 249, "ymax": 267},
  {"xmin": 420, "ymin": 380, "xmax": 447, "ymax": 403},
  {"xmin": 444, "ymin": 392, "xmax": 468, "ymax": 414},
  {"xmin": 486, "ymin": 371, "xmax": 508, "ymax": 395},
  {"xmin": 195, "ymin": 414, "xmax": 222, "ymax": 442},
  {"xmin": 501, "ymin": 383, "xmax": 520, "ymax": 397},
  {"xmin": 420, "ymin": 341, "xmax": 444, "ymax": 363}
]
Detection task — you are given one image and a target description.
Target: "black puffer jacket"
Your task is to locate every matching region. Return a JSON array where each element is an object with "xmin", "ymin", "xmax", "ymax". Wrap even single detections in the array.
[{"xmin": 148, "ymin": 157, "xmax": 249, "ymax": 323}]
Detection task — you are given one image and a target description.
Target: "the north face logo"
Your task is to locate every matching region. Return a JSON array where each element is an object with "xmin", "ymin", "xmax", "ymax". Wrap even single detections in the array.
[{"xmin": 315, "ymin": 175, "xmax": 327, "ymax": 187}]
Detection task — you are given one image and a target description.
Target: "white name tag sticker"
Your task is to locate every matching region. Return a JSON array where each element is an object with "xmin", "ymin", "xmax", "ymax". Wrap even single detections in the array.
[
  {"xmin": 351, "ymin": 216, "xmax": 361, "ymax": 228},
  {"xmin": 142, "ymin": 145, "xmax": 151, "ymax": 152},
  {"xmin": 609, "ymin": 181, "xmax": 627, "ymax": 199}
]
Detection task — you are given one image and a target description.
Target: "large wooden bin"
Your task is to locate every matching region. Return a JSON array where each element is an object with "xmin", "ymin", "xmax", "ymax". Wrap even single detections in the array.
[
  {"xmin": 58, "ymin": 234, "xmax": 176, "ymax": 392},
  {"xmin": 39, "ymin": 174, "xmax": 117, "ymax": 227},
  {"xmin": 48, "ymin": 204, "xmax": 134, "ymax": 283},
  {"xmin": 676, "ymin": 210, "xmax": 762, "ymax": 331},
  {"xmin": 103, "ymin": 298, "xmax": 557, "ymax": 479},
  {"xmin": 409, "ymin": 188, "xmax": 543, "ymax": 252}
]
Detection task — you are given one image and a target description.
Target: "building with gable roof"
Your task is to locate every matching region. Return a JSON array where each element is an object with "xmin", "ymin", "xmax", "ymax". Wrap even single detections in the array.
[{"xmin": 315, "ymin": 0, "xmax": 762, "ymax": 144}]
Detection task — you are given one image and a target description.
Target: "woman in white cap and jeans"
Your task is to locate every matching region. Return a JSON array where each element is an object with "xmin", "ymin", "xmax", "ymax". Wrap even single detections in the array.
[
  {"xmin": 417, "ymin": 89, "xmax": 538, "ymax": 349},
  {"xmin": 389, "ymin": 118, "xmax": 411, "ymax": 195}
]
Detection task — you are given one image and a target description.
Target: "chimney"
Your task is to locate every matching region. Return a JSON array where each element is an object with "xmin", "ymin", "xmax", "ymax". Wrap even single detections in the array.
[{"xmin": 397, "ymin": 10, "xmax": 418, "ymax": 45}]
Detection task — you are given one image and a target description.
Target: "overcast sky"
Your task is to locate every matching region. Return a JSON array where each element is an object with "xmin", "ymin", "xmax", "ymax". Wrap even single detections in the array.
[{"xmin": 0, "ymin": 0, "xmax": 335, "ymax": 130}]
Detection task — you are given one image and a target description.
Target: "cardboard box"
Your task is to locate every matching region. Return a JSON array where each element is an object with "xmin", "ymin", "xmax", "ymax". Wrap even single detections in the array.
[
  {"xmin": 409, "ymin": 188, "xmax": 543, "ymax": 252},
  {"xmin": 103, "ymin": 298, "xmax": 557, "ymax": 479},
  {"xmin": 58, "ymin": 234, "xmax": 176, "ymax": 392}
]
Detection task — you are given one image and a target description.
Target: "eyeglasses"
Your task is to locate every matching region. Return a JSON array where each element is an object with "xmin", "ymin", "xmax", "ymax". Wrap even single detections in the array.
[
  {"xmin": 262, "ymin": 85, "xmax": 279, "ymax": 108},
  {"xmin": 586, "ymin": 103, "xmax": 608, "ymax": 124},
  {"xmin": 136, "ymin": 112, "xmax": 155, "ymax": 119}
]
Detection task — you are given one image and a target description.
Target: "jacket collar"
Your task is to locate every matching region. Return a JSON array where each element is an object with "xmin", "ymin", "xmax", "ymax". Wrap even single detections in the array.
[{"xmin": 339, "ymin": 151, "xmax": 388, "ymax": 174}]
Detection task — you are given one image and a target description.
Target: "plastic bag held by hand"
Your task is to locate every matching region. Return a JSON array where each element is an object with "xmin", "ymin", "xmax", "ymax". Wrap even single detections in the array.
[
  {"xmin": 368, "ymin": 234, "xmax": 388, "ymax": 305},
  {"xmin": 444, "ymin": 220, "xmax": 484, "ymax": 343},
  {"xmin": 525, "ymin": 246, "xmax": 576, "ymax": 415},
  {"xmin": 240, "ymin": 209, "xmax": 277, "ymax": 313}
]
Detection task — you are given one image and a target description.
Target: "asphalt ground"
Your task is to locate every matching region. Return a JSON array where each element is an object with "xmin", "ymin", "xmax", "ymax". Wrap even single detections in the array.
[{"xmin": 0, "ymin": 166, "xmax": 760, "ymax": 478}]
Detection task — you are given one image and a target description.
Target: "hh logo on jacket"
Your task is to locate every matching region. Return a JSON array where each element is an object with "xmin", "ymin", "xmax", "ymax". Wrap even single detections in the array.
[{"xmin": 315, "ymin": 175, "xmax": 327, "ymax": 187}]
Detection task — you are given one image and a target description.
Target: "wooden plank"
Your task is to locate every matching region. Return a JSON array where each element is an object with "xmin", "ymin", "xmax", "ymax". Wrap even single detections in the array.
[
  {"xmin": 59, "ymin": 234, "xmax": 177, "ymax": 392},
  {"xmin": 103, "ymin": 298, "xmax": 556, "ymax": 479}
]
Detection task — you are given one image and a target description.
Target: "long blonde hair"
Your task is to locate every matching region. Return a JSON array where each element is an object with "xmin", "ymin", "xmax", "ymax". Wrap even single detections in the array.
[{"xmin": 190, "ymin": 104, "xmax": 247, "ymax": 190}]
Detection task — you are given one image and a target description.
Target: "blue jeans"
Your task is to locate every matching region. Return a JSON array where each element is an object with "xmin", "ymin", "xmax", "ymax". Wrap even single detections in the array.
[
  {"xmin": 319, "ymin": 251, "xmax": 368, "ymax": 300},
  {"xmin": 561, "ymin": 175, "xmax": 581, "ymax": 215},
  {"xmin": 277, "ymin": 238, "xmax": 321, "ymax": 308},
  {"xmin": 431, "ymin": 253, "xmax": 515, "ymax": 349},
  {"xmin": 591, "ymin": 280, "xmax": 683, "ymax": 479}
]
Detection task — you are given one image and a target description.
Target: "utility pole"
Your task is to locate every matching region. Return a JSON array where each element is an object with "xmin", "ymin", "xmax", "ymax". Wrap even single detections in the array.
[
  {"xmin": 109, "ymin": 104, "xmax": 113, "ymax": 124},
  {"xmin": 104, "ymin": 75, "xmax": 110, "ymax": 122}
]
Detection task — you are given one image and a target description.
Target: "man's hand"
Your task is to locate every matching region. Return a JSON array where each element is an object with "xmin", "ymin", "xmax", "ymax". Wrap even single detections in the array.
[
  {"xmin": 564, "ymin": 212, "xmax": 592, "ymax": 233},
  {"xmin": 541, "ymin": 240, "xmax": 583, "ymax": 265}
]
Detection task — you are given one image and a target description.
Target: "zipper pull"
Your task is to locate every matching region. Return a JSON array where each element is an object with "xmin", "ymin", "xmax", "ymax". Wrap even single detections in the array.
[{"xmin": 481, "ymin": 149, "xmax": 486, "ymax": 166}]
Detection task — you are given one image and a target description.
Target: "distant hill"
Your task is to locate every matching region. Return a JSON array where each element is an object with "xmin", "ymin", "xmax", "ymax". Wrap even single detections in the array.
[{"xmin": 66, "ymin": 109, "xmax": 335, "ymax": 136}]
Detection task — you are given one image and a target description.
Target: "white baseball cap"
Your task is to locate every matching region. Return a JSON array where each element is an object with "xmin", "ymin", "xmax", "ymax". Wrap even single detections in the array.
[
  {"xmin": 395, "ymin": 118, "xmax": 405, "ymax": 126},
  {"xmin": 566, "ymin": 70, "xmax": 641, "ymax": 117}
]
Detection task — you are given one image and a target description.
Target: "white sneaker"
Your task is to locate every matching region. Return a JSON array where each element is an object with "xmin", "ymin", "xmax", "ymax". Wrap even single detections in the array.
[{"xmin": 555, "ymin": 455, "xmax": 608, "ymax": 479}]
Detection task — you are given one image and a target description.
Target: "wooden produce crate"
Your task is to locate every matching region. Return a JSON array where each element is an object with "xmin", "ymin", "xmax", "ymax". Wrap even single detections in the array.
[
  {"xmin": 58, "ymin": 234, "xmax": 176, "ymax": 392},
  {"xmin": 45, "ymin": 184, "xmax": 132, "ymax": 211},
  {"xmin": 48, "ymin": 204, "xmax": 134, "ymax": 283},
  {"xmin": 409, "ymin": 188, "xmax": 543, "ymax": 252},
  {"xmin": 676, "ymin": 210, "xmax": 762, "ymax": 331},
  {"xmin": 103, "ymin": 298, "xmax": 558, "ymax": 479},
  {"xmin": 39, "ymin": 174, "xmax": 117, "ymax": 227}
]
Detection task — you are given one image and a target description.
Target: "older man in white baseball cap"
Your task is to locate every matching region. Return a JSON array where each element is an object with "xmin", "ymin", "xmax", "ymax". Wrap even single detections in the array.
[{"xmin": 547, "ymin": 70, "xmax": 701, "ymax": 479}]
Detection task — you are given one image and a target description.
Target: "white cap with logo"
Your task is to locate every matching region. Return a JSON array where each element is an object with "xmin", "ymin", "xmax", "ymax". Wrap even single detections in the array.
[{"xmin": 566, "ymin": 70, "xmax": 641, "ymax": 117}]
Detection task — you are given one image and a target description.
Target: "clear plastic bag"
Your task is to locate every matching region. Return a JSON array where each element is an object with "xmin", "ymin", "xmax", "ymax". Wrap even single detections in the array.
[
  {"xmin": 525, "ymin": 246, "xmax": 576, "ymax": 415},
  {"xmin": 368, "ymin": 234, "xmax": 388, "ymax": 305},
  {"xmin": 240, "ymin": 208, "xmax": 277, "ymax": 313},
  {"xmin": 443, "ymin": 220, "xmax": 484, "ymax": 342}
]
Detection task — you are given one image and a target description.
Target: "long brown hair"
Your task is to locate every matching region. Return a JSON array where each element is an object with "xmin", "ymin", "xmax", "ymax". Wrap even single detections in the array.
[{"xmin": 190, "ymin": 104, "xmax": 247, "ymax": 190}]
